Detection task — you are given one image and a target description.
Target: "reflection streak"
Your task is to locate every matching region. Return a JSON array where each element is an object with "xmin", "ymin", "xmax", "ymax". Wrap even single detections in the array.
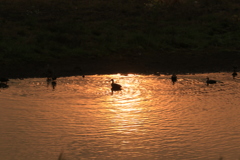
[{"xmin": 1, "ymin": 73, "xmax": 240, "ymax": 160}]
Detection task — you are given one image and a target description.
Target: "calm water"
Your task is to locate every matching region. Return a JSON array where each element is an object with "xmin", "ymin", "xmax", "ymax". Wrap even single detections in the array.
[{"xmin": 0, "ymin": 73, "xmax": 240, "ymax": 160}]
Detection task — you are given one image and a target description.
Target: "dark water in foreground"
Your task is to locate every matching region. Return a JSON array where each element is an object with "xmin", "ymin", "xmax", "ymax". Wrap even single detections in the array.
[{"xmin": 0, "ymin": 73, "xmax": 240, "ymax": 160}]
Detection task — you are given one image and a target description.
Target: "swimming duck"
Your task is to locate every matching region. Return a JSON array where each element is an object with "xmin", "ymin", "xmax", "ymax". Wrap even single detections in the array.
[
  {"xmin": 171, "ymin": 74, "xmax": 177, "ymax": 85},
  {"xmin": 111, "ymin": 79, "xmax": 122, "ymax": 91},
  {"xmin": 232, "ymin": 72, "xmax": 237, "ymax": 79},
  {"xmin": 51, "ymin": 76, "xmax": 57, "ymax": 90},
  {"xmin": 206, "ymin": 77, "xmax": 217, "ymax": 86},
  {"xmin": 232, "ymin": 66, "xmax": 238, "ymax": 79},
  {"xmin": 46, "ymin": 76, "xmax": 57, "ymax": 89}
]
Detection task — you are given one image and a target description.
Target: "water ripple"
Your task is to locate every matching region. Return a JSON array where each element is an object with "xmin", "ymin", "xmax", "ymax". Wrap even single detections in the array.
[{"xmin": 0, "ymin": 73, "xmax": 240, "ymax": 160}]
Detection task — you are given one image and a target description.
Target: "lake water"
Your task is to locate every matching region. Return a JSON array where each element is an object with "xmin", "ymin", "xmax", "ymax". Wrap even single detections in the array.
[{"xmin": 0, "ymin": 73, "xmax": 240, "ymax": 160}]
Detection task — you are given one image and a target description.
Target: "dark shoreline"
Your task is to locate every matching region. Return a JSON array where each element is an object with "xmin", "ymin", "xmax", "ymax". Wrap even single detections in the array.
[
  {"xmin": 1, "ymin": 52, "xmax": 239, "ymax": 79},
  {"xmin": 1, "ymin": 0, "xmax": 240, "ymax": 80}
]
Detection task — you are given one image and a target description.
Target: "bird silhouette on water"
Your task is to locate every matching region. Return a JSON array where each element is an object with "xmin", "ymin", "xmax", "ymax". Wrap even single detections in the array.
[
  {"xmin": 45, "ymin": 64, "xmax": 57, "ymax": 90},
  {"xmin": 232, "ymin": 66, "xmax": 238, "ymax": 79},
  {"xmin": 171, "ymin": 74, "xmax": 177, "ymax": 85},
  {"xmin": 110, "ymin": 79, "xmax": 122, "ymax": 94},
  {"xmin": 46, "ymin": 77, "xmax": 57, "ymax": 90},
  {"xmin": 51, "ymin": 76, "xmax": 57, "ymax": 90},
  {"xmin": 206, "ymin": 77, "xmax": 217, "ymax": 86}
]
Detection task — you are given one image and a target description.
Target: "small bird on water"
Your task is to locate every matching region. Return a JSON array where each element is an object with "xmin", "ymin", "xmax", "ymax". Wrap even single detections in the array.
[
  {"xmin": 232, "ymin": 66, "xmax": 238, "ymax": 79},
  {"xmin": 45, "ymin": 64, "xmax": 57, "ymax": 90},
  {"xmin": 232, "ymin": 72, "xmax": 237, "ymax": 79},
  {"xmin": 171, "ymin": 74, "xmax": 177, "ymax": 85},
  {"xmin": 110, "ymin": 79, "xmax": 122, "ymax": 92},
  {"xmin": 51, "ymin": 76, "xmax": 57, "ymax": 90},
  {"xmin": 206, "ymin": 77, "xmax": 217, "ymax": 86}
]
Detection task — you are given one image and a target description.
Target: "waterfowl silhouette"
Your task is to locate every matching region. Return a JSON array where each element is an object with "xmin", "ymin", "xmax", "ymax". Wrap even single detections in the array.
[
  {"xmin": 46, "ymin": 76, "xmax": 57, "ymax": 89},
  {"xmin": 111, "ymin": 79, "xmax": 122, "ymax": 91},
  {"xmin": 206, "ymin": 77, "xmax": 217, "ymax": 86},
  {"xmin": 232, "ymin": 72, "xmax": 237, "ymax": 79},
  {"xmin": 51, "ymin": 81, "xmax": 57, "ymax": 90},
  {"xmin": 171, "ymin": 74, "xmax": 177, "ymax": 85},
  {"xmin": 51, "ymin": 76, "xmax": 57, "ymax": 90},
  {"xmin": 232, "ymin": 67, "xmax": 238, "ymax": 79},
  {"xmin": 0, "ymin": 77, "xmax": 9, "ymax": 84}
]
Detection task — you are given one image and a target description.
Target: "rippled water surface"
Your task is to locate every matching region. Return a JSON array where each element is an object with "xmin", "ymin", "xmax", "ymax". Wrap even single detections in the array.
[{"xmin": 1, "ymin": 73, "xmax": 240, "ymax": 160}]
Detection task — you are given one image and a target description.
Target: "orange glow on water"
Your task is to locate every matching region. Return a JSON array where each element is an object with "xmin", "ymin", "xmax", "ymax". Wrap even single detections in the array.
[
  {"xmin": 1, "ymin": 73, "xmax": 240, "ymax": 160},
  {"xmin": 102, "ymin": 74, "xmax": 153, "ymax": 138}
]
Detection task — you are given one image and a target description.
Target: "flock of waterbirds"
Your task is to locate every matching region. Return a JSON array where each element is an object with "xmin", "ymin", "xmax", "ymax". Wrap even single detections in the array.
[
  {"xmin": 0, "ymin": 67, "xmax": 238, "ymax": 92},
  {"xmin": 170, "ymin": 66, "xmax": 238, "ymax": 86}
]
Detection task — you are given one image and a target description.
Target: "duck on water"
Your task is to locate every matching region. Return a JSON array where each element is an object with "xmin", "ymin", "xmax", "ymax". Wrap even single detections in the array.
[
  {"xmin": 206, "ymin": 77, "xmax": 223, "ymax": 86},
  {"xmin": 51, "ymin": 76, "xmax": 57, "ymax": 90},
  {"xmin": 171, "ymin": 74, "xmax": 177, "ymax": 85},
  {"xmin": 232, "ymin": 72, "xmax": 237, "ymax": 79},
  {"xmin": 232, "ymin": 66, "xmax": 238, "ymax": 79},
  {"xmin": 110, "ymin": 79, "xmax": 122, "ymax": 93}
]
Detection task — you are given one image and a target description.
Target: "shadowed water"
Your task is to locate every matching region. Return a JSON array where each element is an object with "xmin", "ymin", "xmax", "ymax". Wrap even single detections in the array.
[{"xmin": 0, "ymin": 73, "xmax": 240, "ymax": 160}]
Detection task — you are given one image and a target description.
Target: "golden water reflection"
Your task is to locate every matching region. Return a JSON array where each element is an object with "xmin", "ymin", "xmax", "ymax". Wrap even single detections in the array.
[
  {"xmin": 1, "ymin": 73, "xmax": 240, "ymax": 160},
  {"xmin": 100, "ymin": 74, "xmax": 155, "ymax": 152},
  {"xmin": 106, "ymin": 76, "xmax": 148, "ymax": 134}
]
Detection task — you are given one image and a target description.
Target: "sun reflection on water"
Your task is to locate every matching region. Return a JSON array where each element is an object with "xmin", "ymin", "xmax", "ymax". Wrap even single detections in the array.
[
  {"xmin": 1, "ymin": 73, "xmax": 240, "ymax": 160},
  {"xmin": 102, "ymin": 74, "xmax": 155, "ymax": 153}
]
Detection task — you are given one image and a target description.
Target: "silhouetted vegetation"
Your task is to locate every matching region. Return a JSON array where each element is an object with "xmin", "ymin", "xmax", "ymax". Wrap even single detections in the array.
[{"xmin": 1, "ymin": 0, "xmax": 240, "ymax": 76}]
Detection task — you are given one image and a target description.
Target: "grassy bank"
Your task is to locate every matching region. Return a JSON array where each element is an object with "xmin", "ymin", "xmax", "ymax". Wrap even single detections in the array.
[{"xmin": 1, "ymin": 0, "xmax": 240, "ymax": 77}]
